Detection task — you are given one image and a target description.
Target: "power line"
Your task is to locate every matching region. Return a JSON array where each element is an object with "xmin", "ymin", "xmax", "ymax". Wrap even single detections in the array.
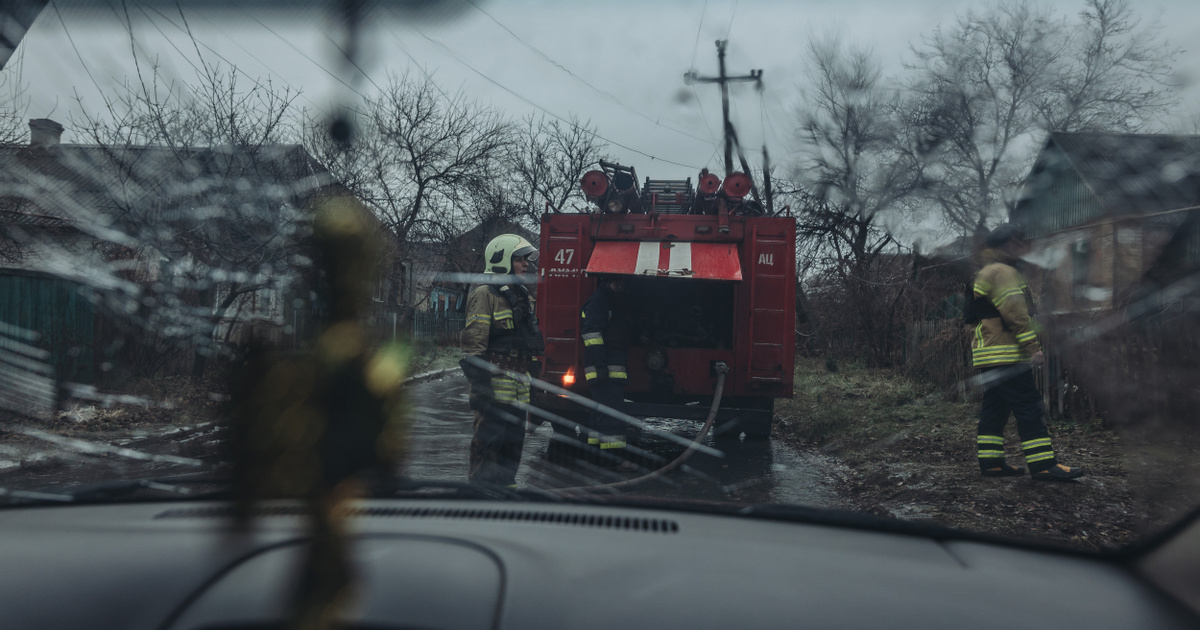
[
  {"xmin": 692, "ymin": 85, "xmax": 721, "ymax": 166},
  {"xmin": 109, "ymin": 0, "xmax": 173, "ymax": 101},
  {"xmin": 142, "ymin": 3, "xmax": 350, "ymax": 118},
  {"xmin": 466, "ymin": 0, "xmax": 711, "ymax": 146},
  {"xmin": 690, "ymin": 0, "xmax": 709, "ymax": 70},
  {"xmin": 318, "ymin": 31, "xmax": 384, "ymax": 95},
  {"xmin": 406, "ymin": 26, "xmax": 703, "ymax": 170},
  {"xmin": 763, "ymin": 91, "xmax": 801, "ymax": 156},
  {"xmin": 701, "ymin": 141, "xmax": 720, "ymax": 170},
  {"xmin": 726, "ymin": 0, "xmax": 740, "ymax": 38},
  {"xmin": 50, "ymin": 1, "xmax": 104, "ymax": 98},
  {"xmin": 385, "ymin": 30, "xmax": 473, "ymax": 120},
  {"xmin": 133, "ymin": 4, "xmax": 204, "ymax": 77},
  {"xmin": 243, "ymin": 12, "xmax": 368, "ymax": 102},
  {"xmin": 687, "ymin": 3, "xmax": 723, "ymax": 158}
]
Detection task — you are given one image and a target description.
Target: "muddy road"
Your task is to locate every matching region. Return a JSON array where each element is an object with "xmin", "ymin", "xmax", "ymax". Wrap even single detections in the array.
[
  {"xmin": 1, "ymin": 374, "xmax": 844, "ymax": 509},
  {"xmin": 406, "ymin": 374, "xmax": 844, "ymax": 506}
]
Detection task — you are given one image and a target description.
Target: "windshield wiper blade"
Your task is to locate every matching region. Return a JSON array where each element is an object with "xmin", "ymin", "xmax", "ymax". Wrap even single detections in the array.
[
  {"xmin": 373, "ymin": 478, "xmax": 563, "ymax": 502},
  {"xmin": 737, "ymin": 503, "xmax": 982, "ymax": 540},
  {"xmin": 0, "ymin": 487, "xmax": 75, "ymax": 504},
  {"xmin": 1, "ymin": 475, "xmax": 234, "ymax": 506}
]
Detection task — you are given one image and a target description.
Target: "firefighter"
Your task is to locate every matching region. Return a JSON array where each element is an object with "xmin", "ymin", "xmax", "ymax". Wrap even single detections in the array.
[
  {"xmin": 580, "ymin": 276, "xmax": 637, "ymax": 470},
  {"xmin": 967, "ymin": 223, "xmax": 1085, "ymax": 481},
  {"xmin": 459, "ymin": 234, "xmax": 544, "ymax": 487}
]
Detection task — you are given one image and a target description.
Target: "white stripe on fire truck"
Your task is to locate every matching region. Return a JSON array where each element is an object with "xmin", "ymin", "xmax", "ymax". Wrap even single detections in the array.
[
  {"xmin": 636, "ymin": 241, "xmax": 659, "ymax": 275},
  {"xmin": 669, "ymin": 242, "xmax": 691, "ymax": 273}
]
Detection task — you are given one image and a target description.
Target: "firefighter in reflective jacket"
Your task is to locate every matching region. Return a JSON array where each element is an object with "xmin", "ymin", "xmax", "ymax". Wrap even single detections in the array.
[
  {"xmin": 580, "ymin": 276, "xmax": 636, "ymax": 468},
  {"xmin": 968, "ymin": 224, "xmax": 1085, "ymax": 481},
  {"xmin": 460, "ymin": 234, "xmax": 544, "ymax": 486}
]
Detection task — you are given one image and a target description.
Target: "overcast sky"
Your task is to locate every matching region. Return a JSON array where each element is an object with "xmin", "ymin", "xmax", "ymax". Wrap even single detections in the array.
[{"xmin": 10, "ymin": 0, "xmax": 1200, "ymax": 186}]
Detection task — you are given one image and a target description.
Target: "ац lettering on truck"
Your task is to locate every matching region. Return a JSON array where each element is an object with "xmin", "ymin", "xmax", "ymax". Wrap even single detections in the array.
[{"xmin": 534, "ymin": 162, "xmax": 796, "ymax": 439}]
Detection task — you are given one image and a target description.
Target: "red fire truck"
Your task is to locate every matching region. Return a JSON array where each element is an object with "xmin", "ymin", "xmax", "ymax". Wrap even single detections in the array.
[{"xmin": 534, "ymin": 161, "xmax": 796, "ymax": 440}]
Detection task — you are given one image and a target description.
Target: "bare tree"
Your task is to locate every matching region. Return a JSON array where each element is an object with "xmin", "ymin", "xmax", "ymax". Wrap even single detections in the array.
[
  {"xmin": 0, "ymin": 72, "xmax": 29, "ymax": 262},
  {"xmin": 1036, "ymin": 0, "xmax": 1180, "ymax": 132},
  {"xmin": 789, "ymin": 37, "xmax": 925, "ymax": 366},
  {"xmin": 311, "ymin": 73, "xmax": 513, "ymax": 247},
  {"xmin": 71, "ymin": 62, "xmax": 312, "ymax": 379},
  {"xmin": 0, "ymin": 72, "xmax": 25, "ymax": 146},
  {"xmin": 908, "ymin": 0, "xmax": 1064, "ymax": 236},
  {"xmin": 909, "ymin": 0, "xmax": 1180, "ymax": 236},
  {"xmin": 510, "ymin": 114, "xmax": 608, "ymax": 220},
  {"xmin": 795, "ymin": 36, "xmax": 922, "ymax": 273}
]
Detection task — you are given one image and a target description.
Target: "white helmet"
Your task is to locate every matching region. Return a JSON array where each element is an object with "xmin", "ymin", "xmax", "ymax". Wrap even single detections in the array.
[{"xmin": 483, "ymin": 234, "xmax": 537, "ymax": 274}]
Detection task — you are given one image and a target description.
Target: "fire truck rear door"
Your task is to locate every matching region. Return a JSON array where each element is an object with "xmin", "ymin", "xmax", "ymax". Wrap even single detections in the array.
[
  {"xmin": 747, "ymin": 222, "xmax": 796, "ymax": 386},
  {"xmin": 539, "ymin": 216, "xmax": 590, "ymax": 385}
]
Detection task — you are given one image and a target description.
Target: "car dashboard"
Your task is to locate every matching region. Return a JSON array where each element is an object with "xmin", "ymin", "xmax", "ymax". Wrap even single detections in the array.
[{"xmin": 0, "ymin": 499, "xmax": 1195, "ymax": 629}]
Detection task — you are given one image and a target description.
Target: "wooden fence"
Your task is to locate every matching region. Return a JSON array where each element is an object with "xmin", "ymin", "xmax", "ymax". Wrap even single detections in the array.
[{"xmin": 903, "ymin": 320, "xmax": 973, "ymax": 399}]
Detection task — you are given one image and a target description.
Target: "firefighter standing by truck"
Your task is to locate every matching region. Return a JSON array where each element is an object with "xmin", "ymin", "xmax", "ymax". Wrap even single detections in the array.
[
  {"xmin": 581, "ymin": 276, "xmax": 638, "ymax": 470},
  {"xmin": 460, "ymin": 234, "xmax": 544, "ymax": 487},
  {"xmin": 967, "ymin": 224, "xmax": 1085, "ymax": 481}
]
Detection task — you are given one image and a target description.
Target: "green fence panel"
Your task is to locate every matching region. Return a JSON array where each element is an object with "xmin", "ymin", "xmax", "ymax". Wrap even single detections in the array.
[{"xmin": 0, "ymin": 271, "xmax": 96, "ymax": 383}]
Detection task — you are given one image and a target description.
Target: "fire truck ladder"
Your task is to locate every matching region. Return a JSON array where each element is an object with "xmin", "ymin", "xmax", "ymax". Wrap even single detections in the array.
[{"xmin": 640, "ymin": 178, "xmax": 694, "ymax": 214}]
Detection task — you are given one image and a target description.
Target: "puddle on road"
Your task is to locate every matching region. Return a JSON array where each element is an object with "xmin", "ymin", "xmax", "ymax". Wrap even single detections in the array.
[
  {"xmin": 1, "ymin": 373, "xmax": 844, "ymax": 510},
  {"xmin": 406, "ymin": 375, "xmax": 844, "ymax": 509}
]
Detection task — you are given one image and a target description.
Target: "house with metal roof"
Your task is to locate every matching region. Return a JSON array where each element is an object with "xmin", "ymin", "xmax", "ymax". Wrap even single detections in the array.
[
  {"xmin": 0, "ymin": 118, "xmax": 367, "ymax": 386},
  {"xmin": 1011, "ymin": 132, "xmax": 1200, "ymax": 314}
]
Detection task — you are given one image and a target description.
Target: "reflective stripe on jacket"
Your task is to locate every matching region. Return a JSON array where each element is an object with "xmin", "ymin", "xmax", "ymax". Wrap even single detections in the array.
[
  {"xmin": 970, "ymin": 249, "xmax": 1042, "ymax": 368},
  {"xmin": 461, "ymin": 283, "xmax": 532, "ymax": 403},
  {"xmin": 581, "ymin": 284, "xmax": 629, "ymax": 384}
]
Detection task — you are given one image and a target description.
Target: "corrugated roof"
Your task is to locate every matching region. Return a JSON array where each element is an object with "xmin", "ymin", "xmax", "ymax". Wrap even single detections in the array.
[{"xmin": 1046, "ymin": 132, "xmax": 1200, "ymax": 217}]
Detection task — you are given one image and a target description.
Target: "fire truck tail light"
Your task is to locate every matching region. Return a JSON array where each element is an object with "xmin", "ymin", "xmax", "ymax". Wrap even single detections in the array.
[
  {"xmin": 562, "ymin": 367, "xmax": 576, "ymax": 387},
  {"xmin": 581, "ymin": 170, "xmax": 608, "ymax": 197}
]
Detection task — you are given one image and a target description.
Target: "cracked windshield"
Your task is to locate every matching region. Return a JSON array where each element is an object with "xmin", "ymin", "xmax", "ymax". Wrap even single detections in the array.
[{"xmin": 2, "ymin": 0, "xmax": 1199, "ymax": 550}]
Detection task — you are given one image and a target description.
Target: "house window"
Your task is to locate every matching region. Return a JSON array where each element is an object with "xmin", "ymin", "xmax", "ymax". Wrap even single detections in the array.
[
  {"xmin": 373, "ymin": 272, "xmax": 385, "ymax": 303},
  {"xmin": 1071, "ymin": 239, "xmax": 1091, "ymax": 303}
]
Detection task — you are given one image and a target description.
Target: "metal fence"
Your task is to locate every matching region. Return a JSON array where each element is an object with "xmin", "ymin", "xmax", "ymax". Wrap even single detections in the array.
[{"xmin": 412, "ymin": 311, "xmax": 465, "ymax": 345}]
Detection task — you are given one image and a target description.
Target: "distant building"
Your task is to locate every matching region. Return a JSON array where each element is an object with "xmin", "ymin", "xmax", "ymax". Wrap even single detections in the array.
[
  {"xmin": 398, "ymin": 219, "xmax": 538, "ymax": 343},
  {"xmin": 0, "ymin": 118, "xmax": 384, "ymax": 381},
  {"xmin": 1011, "ymin": 132, "xmax": 1200, "ymax": 314},
  {"xmin": 429, "ymin": 218, "xmax": 537, "ymax": 310}
]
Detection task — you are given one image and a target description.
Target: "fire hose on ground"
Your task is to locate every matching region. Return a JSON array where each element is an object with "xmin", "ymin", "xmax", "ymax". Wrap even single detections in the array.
[
  {"xmin": 579, "ymin": 362, "xmax": 727, "ymax": 491},
  {"xmin": 463, "ymin": 356, "xmax": 729, "ymax": 492}
]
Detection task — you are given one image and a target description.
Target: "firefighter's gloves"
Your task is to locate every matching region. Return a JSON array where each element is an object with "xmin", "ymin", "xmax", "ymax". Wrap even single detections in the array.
[{"xmin": 460, "ymin": 357, "xmax": 495, "ymax": 411}]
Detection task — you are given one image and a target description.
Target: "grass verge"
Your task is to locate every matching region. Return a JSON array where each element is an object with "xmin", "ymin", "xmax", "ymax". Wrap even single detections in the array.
[
  {"xmin": 410, "ymin": 342, "xmax": 462, "ymax": 375},
  {"xmin": 774, "ymin": 357, "xmax": 1182, "ymax": 551}
]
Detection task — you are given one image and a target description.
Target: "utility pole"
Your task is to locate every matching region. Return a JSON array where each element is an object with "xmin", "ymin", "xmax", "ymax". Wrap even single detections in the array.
[{"xmin": 684, "ymin": 40, "xmax": 763, "ymax": 176}]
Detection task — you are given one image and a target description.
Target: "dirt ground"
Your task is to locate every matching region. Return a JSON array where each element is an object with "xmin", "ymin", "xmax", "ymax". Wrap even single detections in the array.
[
  {"xmin": 775, "ymin": 357, "xmax": 1200, "ymax": 551},
  {"xmin": 0, "ymin": 343, "xmax": 458, "ymax": 487},
  {"xmin": 6, "ymin": 348, "xmax": 1196, "ymax": 553}
]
